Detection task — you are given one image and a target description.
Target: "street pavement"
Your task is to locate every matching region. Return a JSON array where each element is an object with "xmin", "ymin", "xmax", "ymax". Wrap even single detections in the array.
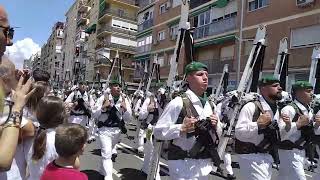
[{"xmin": 79, "ymin": 120, "xmax": 316, "ymax": 180}]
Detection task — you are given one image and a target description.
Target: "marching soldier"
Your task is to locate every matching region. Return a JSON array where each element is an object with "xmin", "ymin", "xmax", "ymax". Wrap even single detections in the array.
[
  {"xmin": 95, "ymin": 79, "xmax": 132, "ymax": 180},
  {"xmin": 278, "ymin": 81, "xmax": 314, "ymax": 180},
  {"xmin": 65, "ymin": 81, "xmax": 94, "ymax": 128},
  {"xmin": 154, "ymin": 61, "xmax": 222, "ymax": 180},
  {"xmin": 235, "ymin": 76, "xmax": 282, "ymax": 180}
]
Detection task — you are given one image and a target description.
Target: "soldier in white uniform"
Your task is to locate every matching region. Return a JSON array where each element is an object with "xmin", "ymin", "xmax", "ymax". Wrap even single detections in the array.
[
  {"xmin": 235, "ymin": 76, "xmax": 283, "ymax": 180},
  {"xmin": 65, "ymin": 81, "xmax": 94, "ymax": 128},
  {"xmin": 139, "ymin": 91, "xmax": 162, "ymax": 177},
  {"xmin": 95, "ymin": 79, "xmax": 132, "ymax": 180},
  {"xmin": 278, "ymin": 81, "xmax": 314, "ymax": 180},
  {"xmin": 154, "ymin": 61, "xmax": 222, "ymax": 180},
  {"xmin": 313, "ymin": 102, "xmax": 320, "ymax": 180}
]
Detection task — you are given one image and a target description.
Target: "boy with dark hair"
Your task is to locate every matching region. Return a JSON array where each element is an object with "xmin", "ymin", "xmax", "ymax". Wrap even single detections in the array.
[
  {"xmin": 41, "ymin": 123, "xmax": 88, "ymax": 180},
  {"xmin": 32, "ymin": 69, "xmax": 50, "ymax": 82}
]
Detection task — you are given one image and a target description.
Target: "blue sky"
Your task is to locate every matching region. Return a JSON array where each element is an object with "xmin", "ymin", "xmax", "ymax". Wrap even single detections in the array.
[
  {"xmin": 1, "ymin": 0, "xmax": 75, "ymax": 46},
  {"xmin": 0, "ymin": 0, "xmax": 76, "ymax": 68}
]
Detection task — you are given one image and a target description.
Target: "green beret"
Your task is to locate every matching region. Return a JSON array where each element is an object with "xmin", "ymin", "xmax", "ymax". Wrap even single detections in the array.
[
  {"xmin": 109, "ymin": 78, "xmax": 121, "ymax": 86},
  {"xmin": 185, "ymin": 61, "xmax": 208, "ymax": 75},
  {"xmin": 292, "ymin": 81, "xmax": 313, "ymax": 91},
  {"xmin": 258, "ymin": 75, "xmax": 280, "ymax": 86}
]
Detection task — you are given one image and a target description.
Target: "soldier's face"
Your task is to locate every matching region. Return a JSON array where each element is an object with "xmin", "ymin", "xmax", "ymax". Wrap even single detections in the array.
[
  {"xmin": 111, "ymin": 84, "xmax": 121, "ymax": 96},
  {"xmin": 261, "ymin": 83, "xmax": 283, "ymax": 101},
  {"xmin": 187, "ymin": 70, "xmax": 208, "ymax": 93},
  {"xmin": 295, "ymin": 89, "xmax": 313, "ymax": 104}
]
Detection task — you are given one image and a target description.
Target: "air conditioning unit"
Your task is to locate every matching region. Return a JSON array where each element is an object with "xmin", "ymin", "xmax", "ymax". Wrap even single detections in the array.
[{"xmin": 297, "ymin": 0, "xmax": 314, "ymax": 7}]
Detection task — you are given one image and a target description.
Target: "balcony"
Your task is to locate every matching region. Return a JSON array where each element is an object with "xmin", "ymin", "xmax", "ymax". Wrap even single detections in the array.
[
  {"xmin": 99, "ymin": 8, "xmax": 136, "ymax": 22},
  {"xmin": 190, "ymin": 0, "xmax": 211, "ymax": 9},
  {"xmin": 97, "ymin": 25, "xmax": 137, "ymax": 37},
  {"xmin": 201, "ymin": 58, "xmax": 234, "ymax": 74},
  {"xmin": 136, "ymin": 44, "xmax": 151, "ymax": 53},
  {"xmin": 77, "ymin": 13, "xmax": 89, "ymax": 26},
  {"xmin": 138, "ymin": 0, "xmax": 155, "ymax": 10},
  {"xmin": 78, "ymin": 0, "xmax": 91, "ymax": 12},
  {"xmin": 138, "ymin": 19, "xmax": 153, "ymax": 32},
  {"xmin": 96, "ymin": 41, "xmax": 136, "ymax": 53},
  {"xmin": 101, "ymin": 0, "xmax": 139, "ymax": 7},
  {"xmin": 194, "ymin": 17, "xmax": 236, "ymax": 39}
]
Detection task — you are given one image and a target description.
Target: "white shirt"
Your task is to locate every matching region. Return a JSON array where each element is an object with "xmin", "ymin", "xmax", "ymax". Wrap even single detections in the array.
[
  {"xmin": 235, "ymin": 95, "xmax": 280, "ymax": 146},
  {"xmin": 94, "ymin": 93, "xmax": 132, "ymax": 123},
  {"xmin": 26, "ymin": 128, "xmax": 58, "ymax": 180},
  {"xmin": 279, "ymin": 100, "xmax": 313, "ymax": 142},
  {"xmin": 139, "ymin": 96, "xmax": 163, "ymax": 121},
  {"xmin": 154, "ymin": 89, "xmax": 222, "ymax": 151},
  {"xmin": 153, "ymin": 89, "xmax": 222, "ymax": 177}
]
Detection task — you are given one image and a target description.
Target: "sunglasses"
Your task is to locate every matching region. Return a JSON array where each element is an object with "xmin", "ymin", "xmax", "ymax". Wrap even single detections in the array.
[{"xmin": 0, "ymin": 25, "xmax": 14, "ymax": 40}]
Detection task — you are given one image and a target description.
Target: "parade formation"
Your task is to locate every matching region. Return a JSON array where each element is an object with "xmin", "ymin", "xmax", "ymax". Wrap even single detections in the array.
[{"xmin": 1, "ymin": 0, "xmax": 320, "ymax": 180}]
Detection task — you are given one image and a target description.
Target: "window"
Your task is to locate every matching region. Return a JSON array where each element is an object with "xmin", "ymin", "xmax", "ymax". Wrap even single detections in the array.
[
  {"xmin": 248, "ymin": 0, "xmax": 269, "ymax": 11},
  {"xmin": 160, "ymin": 4, "xmax": 166, "ymax": 14},
  {"xmin": 118, "ymin": 9, "xmax": 124, "ymax": 17},
  {"xmin": 158, "ymin": 56, "xmax": 165, "ymax": 67},
  {"xmin": 220, "ymin": 45, "xmax": 235, "ymax": 60},
  {"xmin": 291, "ymin": 24, "xmax": 320, "ymax": 48},
  {"xmin": 170, "ymin": 25, "xmax": 179, "ymax": 39},
  {"xmin": 158, "ymin": 31, "xmax": 166, "ymax": 41},
  {"xmin": 198, "ymin": 10, "xmax": 211, "ymax": 27}
]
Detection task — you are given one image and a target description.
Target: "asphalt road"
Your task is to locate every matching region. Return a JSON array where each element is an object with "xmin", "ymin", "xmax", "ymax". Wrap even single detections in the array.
[{"xmin": 79, "ymin": 120, "xmax": 317, "ymax": 180}]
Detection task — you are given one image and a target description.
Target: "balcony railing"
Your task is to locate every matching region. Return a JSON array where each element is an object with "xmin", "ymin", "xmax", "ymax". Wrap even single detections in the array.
[
  {"xmin": 99, "ymin": 8, "xmax": 136, "ymax": 21},
  {"xmin": 138, "ymin": 0, "xmax": 155, "ymax": 9},
  {"xmin": 138, "ymin": 18, "xmax": 153, "ymax": 32},
  {"xmin": 201, "ymin": 58, "xmax": 234, "ymax": 74},
  {"xmin": 97, "ymin": 25, "xmax": 137, "ymax": 36},
  {"xmin": 136, "ymin": 44, "xmax": 151, "ymax": 53},
  {"xmin": 77, "ymin": 13, "xmax": 89, "ymax": 26},
  {"xmin": 96, "ymin": 41, "xmax": 136, "ymax": 52},
  {"xmin": 190, "ymin": 0, "xmax": 211, "ymax": 9},
  {"xmin": 194, "ymin": 17, "xmax": 236, "ymax": 39},
  {"xmin": 78, "ymin": 0, "xmax": 91, "ymax": 12}
]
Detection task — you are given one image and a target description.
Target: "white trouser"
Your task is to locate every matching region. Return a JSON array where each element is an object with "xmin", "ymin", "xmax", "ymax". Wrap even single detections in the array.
[
  {"xmin": 98, "ymin": 127, "xmax": 121, "ymax": 180},
  {"xmin": 135, "ymin": 120, "xmax": 145, "ymax": 152},
  {"xmin": 87, "ymin": 118, "xmax": 96, "ymax": 139},
  {"xmin": 224, "ymin": 153, "xmax": 233, "ymax": 175},
  {"xmin": 312, "ymin": 146, "xmax": 320, "ymax": 180},
  {"xmin": 238, "ymin": 153, "xmax": 273, "ymax": 180},
  {"xmin": 277, "ymin": 149, "xmax": 306, "ymax": 180},
  {"xmin": 69, "ymin": 115, "xmax": 88, "ymax": 127},
  {"xmin": 142, "ymin": 138, "xmax": 161, "ymax": 180},
  {"xmin": 169, "ymin": 176, "xmax": 209, "ymax": 180}
]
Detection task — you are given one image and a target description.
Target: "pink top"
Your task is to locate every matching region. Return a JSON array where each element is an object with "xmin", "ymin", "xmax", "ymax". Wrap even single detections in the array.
[{"xmin": 40, "ymin": 161, "xmax": 88, "ymax": 180}]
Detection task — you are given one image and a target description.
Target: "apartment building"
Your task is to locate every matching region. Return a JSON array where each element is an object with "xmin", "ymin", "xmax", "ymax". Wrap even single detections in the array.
[
  {"xmin": 237, "ymin": 0, "xmax": 320, "ymax": 90},
  {"xmin": 27, "ymin": 52, "xmax": 41, "ymax": 70},
  {"xmin": 94, "ymin": 0, "xmax": 139, "ymax": 82},
  {"xmin": 189, "ymin": 0, "xmax": 238, "ymax": 91},
  {"xmin": 135, "ymin": 0, "xmax": 183, "ymax": 83},
  {"xmin": 64, "ymin": 2, "xmax": 78, "ymax": 83},
  {"xmin": 40, "ymin": 22, "xmax": 64, "ymax": 87}
]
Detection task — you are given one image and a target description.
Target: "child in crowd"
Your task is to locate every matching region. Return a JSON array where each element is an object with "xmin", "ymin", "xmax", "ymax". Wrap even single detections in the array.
[{"xmin": 41, "ymin": 123, "xmax": 88, "ymax": 180}]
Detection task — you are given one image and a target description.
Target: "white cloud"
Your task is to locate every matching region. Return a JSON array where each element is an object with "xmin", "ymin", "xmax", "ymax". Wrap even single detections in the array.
[{"xmin": 4, "ymin": 38, "xmax": 41, "ymax": 69}]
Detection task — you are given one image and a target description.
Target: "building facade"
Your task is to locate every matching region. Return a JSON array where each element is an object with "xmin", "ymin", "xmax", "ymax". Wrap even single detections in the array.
[
  {"xmin": 237, "ymin": 0, "xmax": 320, "ymax": 91},
  {"xmin": 94, "ymin": 0, "xmax": 139, "ymax": 83},
  {"xmin": 40, "ymin": 22, "xmax": 64, "ymax": 87},
  {"xmin": 64, "ymin": 2, "xmax": 79, "ymax": 85}
]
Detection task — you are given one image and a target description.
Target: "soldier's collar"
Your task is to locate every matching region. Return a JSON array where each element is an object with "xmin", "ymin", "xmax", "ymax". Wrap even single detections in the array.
[{"xmin": 294, "ymin": 99, "xmax": 310, "ymax": 112}]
